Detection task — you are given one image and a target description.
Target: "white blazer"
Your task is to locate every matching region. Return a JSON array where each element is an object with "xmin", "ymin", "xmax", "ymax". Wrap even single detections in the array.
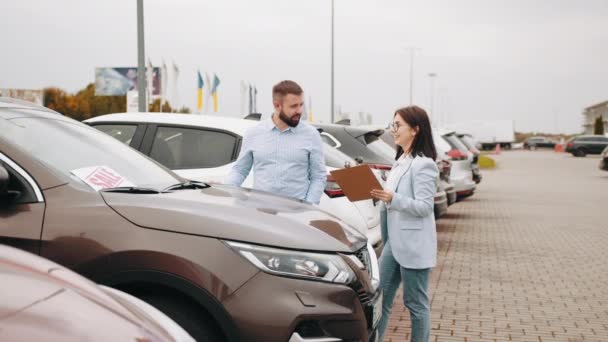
[{"xmin": 380, "ymin": 155, "xmax": 439, "ymax": 269}]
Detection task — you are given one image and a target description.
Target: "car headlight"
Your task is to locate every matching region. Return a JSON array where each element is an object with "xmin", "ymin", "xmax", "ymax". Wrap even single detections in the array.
[{"xmin": 225, "ymin": 241, "xmax": 355, "ymax": 284}]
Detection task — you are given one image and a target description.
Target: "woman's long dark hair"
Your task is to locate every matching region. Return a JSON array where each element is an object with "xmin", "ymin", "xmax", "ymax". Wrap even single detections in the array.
[{"xmin": 394, "ymin": 106, "xmax": 437, "ymax": 161}]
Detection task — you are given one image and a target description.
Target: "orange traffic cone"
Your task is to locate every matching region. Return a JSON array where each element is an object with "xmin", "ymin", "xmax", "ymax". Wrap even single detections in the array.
[
  {"xmin": 554, "ymin": 144, "xmax": 564, "ymax": 152},
  {"xmin": 495, "ymin": 143, "xmax": 501, "ymax": 155}
]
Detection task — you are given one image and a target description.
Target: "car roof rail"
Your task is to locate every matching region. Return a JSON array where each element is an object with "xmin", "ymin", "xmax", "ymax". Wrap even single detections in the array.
[{"xmin": 243, "ymin": 113, "xmax": 262, "ymax": 121}]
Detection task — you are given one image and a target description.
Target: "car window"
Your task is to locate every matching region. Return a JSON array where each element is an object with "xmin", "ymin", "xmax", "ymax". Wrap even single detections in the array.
[
  {"xmin": 0, "ymin": 160, "xmax": 37, "ymax": 204},
  {"xmin": 150, "ymin": 126, "xmax": 238, "ymax": 170},
  {"xmin": 320, "ymin": 133, "xmax": 338, "ymax": 147},
  {"xmin": 93, "ymin": 124, "xmax": 137, "ymax": 145},
  {"xmin": 323, "ymin": 143, "xmax": 355, "ymax": 168},
  {"xmin": 1, "ymin": 117, "xmax": 180, "ymax": 190},
  {"xmin": 316, "ymin": 127, "xmax": 393, "ymax": 165}
]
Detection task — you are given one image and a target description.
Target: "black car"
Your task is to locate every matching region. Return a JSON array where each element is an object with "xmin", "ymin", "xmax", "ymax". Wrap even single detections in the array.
[
  {"xmin": 565, "ymin": 135, "xmax": 608, "ymax": 157},
  {"xmin": 600, "ymin": 146, "xmax": 608, "ymax": 171},
  {"xmin": 523, "ymin": 136, "xmax": 556, "ymax": 150}
]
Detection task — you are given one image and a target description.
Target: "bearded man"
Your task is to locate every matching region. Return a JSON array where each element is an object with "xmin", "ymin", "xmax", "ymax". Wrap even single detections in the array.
[{"xmin": 226, "ymin": 80, "xmax": 326, "ymax": 204}]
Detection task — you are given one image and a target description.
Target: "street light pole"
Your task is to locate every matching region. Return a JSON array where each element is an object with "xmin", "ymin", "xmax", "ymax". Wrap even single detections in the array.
[
  {"xmin": 330, "ymin": 0, "xmax": 335, "ymax": 123},
  {"xmin": 428, "ymin": 72, "xmax": 437, "ymax": 117},
  {"xmin": 136, "ymin": 0, "xmax": 146, "ymax": 112},
  {"xmin": 405, "ymin": 47, "xmax": 420, "ymax": 105}
]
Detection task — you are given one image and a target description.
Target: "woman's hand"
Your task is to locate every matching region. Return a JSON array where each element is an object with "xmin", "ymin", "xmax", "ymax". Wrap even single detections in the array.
[{"xmin": 371, "ymin": 189, "xmax": 393, "ymax": 203}]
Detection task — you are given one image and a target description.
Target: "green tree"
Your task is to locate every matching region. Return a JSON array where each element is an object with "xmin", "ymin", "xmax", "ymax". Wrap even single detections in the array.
[
  {"xmin": 594, "ymin": 115, "xmax": 605, "ymax": 135},
  {"xmin": 44, "ymin": 83, "xmax": 126, "ymax": 121},
  {"xmin": 44, "ymin": 83, "xmax": 192, "ymax": 119},
  {"xmin": 148, "ymin": 98, "xmax": 173, "ymax": 112},
  {"xmin": 175, "ymin": 106, "xmax": 191, "ymax": 114}
]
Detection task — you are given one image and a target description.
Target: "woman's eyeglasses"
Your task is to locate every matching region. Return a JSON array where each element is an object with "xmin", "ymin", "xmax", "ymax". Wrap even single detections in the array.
[{"xmin": 389, "ymin": 123, "xmax": 404, "ymax": 132}]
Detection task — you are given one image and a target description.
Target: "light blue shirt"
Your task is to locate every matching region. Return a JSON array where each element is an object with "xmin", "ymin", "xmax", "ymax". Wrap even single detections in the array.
[{"xmin": 225, "ymin": 117, "xmax": 327, "ymax": 204}]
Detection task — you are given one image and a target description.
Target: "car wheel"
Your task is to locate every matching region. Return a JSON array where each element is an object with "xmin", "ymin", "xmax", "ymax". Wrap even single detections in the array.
[
  {"xmin": 138, "ymin": 292, "xmax": 226, "ymax": 342},
  {"xmin": 573, "ymin": 148, "xmax": 586, "ymax": 157}
]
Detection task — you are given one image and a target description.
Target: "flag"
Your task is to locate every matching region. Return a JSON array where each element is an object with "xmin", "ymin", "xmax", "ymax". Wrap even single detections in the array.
[
  {"xmin": 161, "ymin": 59, "xmax": 167, "ymax": 110},
  {"xmin": 147, "ymin": 58, "xmax": 154, "ymax": 108},
  {"xmin": 204, "ymin": 73, "xmax": 212, "ymax": 113},
  {"xmin": 171, "ymin": 60, "xmax": 180, "ymax": 108},
  {"xmin": 253, "ymin": 85, "xmax": 258, "ymax": 113},
  {"xmin": 248, "ymin": 84, "xmax": 253, "ymax": 114},
  {"xmin": 302, "ymin": 96, "xmax": 308, "ymax": 121},
  {"xmin": 308, "ymin": 96, "xmax": 313, "ymax": 122},
  {"xmin": 240, "ymin": 80, "xmax": 248, "ymax": 116},
  {"xmin": 197, "ymin": 70, "xmax": 204, "ymax": 113},
  {"xmin": 211, "ymin": 73, "xmax": 220, "ymax": 112}
]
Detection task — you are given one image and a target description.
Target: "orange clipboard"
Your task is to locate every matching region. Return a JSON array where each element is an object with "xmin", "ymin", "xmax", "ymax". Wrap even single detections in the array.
[{"xmin": 329, "ymin": 164, "xmax": 383, "ymax": 202}]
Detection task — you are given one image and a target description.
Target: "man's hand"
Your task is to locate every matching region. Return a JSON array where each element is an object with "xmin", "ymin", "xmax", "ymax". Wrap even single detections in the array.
[{"xmin": 370, "ymin": 189, "xmax": 393, "ymax": 203}]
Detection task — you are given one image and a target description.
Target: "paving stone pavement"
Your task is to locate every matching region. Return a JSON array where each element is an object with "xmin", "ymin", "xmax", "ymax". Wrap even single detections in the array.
[{"xmin": 383, "ymin": 151, "xmax": 608, "ymax": 342}]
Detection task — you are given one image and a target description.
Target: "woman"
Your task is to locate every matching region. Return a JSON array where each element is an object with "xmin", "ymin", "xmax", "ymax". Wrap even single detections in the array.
[{"xmin": 371, "ymin": 106, "xmax": 438, "ymax": 342}]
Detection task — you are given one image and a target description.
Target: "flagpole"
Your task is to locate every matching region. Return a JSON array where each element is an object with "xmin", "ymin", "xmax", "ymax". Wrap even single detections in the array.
[
  {"xmin": 136, "ymin": 0, "xmax": 146, "ymax": 112},
  {"xmin": 330, "ymin": 0, "xmax": 335, "ymax": 123}
]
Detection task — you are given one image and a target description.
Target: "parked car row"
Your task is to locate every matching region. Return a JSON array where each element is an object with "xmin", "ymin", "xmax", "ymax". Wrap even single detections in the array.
[
  {"xmin": 521, "ymin": 134, "xmax": 608, "ymax": 172},
  {"xmin": 1, "ymin": 97, "xmax": 486, "ymax": 341},
  {"xmin": 0, "ymin": 98, "xmax": 381, "ymax": 342}
]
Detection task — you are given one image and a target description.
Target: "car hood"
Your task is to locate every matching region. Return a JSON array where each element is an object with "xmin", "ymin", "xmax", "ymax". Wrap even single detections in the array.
[{"xmin": 100, "ymin": 184, "xmax": 367, "ymax": 253}]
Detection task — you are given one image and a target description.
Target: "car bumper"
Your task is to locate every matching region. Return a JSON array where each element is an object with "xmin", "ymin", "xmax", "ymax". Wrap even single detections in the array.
[
  {"xmin": 444, "ymin": 185, "xmax": 457, "ymax": 206},
  {"xmin": 600, "ymin": 158, "xmax": 608, "ymax": 171},
  {"xmin": 223, "ymin": 271, "xmax": 381, "ymax": 342},
  {"xmin": 450, "ymin": 174, "xmax": 476, "ymax": 194},
  {"xmin": 472, "ymin": 167, "xmax": 482, "ymax": 184},
  {"xmin": 434, "ymin": 191, "xmax": 448, "ymax": 219},
  {"xmin": 366, "ymin": 222, "xmax": 382, "ymax": 250}
]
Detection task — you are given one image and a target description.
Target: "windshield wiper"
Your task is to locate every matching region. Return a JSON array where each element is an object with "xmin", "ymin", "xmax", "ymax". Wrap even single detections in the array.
[
  {"xmin": 163, "ymin": 180, "xmax": 209, "ymax": 192},
  {"xmin": 101, "ymin": 186, "xmax": 161, "ymax": 194}
]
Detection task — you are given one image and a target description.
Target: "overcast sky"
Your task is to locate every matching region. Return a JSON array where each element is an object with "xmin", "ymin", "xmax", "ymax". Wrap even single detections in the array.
[{"xmin": 2, "ymin": 0, "xmax": 607, "ymax": 133}]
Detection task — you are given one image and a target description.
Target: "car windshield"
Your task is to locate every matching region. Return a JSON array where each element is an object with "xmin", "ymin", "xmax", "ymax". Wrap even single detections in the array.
[{"xmin": 1, "ymin": 117, "xmax": 181, "ymax": 190}]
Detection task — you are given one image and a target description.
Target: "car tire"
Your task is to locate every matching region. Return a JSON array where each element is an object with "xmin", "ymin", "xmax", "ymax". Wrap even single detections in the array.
[
  {"xmin": 573, "ymin": 148, "xmax": 586, "ymax": 157},
  {"xmin": 138, "ymin": 292, "xmax": 226, "ymax": 342}
]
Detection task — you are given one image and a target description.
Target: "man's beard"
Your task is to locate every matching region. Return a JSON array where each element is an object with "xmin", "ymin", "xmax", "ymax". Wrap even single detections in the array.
[{"xmin": 279, "ymin": 110, "xmax": 301, "ymax": 127}]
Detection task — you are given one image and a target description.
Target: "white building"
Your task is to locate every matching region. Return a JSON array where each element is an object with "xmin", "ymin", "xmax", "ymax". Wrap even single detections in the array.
[{"xmin": 582, "ymin": 101, "xmax": 608, "ymax": 134}]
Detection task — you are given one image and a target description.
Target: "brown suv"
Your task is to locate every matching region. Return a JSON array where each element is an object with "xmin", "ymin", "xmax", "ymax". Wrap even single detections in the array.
[{"xmin": 0, "ymin": 98, "xmax": 381, "ymax": 342}]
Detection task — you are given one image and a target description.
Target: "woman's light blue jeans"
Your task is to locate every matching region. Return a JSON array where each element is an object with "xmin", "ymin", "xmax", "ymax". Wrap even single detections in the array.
[{"xmin": 376, "ymin": 241, "xmax": 431, "ymax": 342}]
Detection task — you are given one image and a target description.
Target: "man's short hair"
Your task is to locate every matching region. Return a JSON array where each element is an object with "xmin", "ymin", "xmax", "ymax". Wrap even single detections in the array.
[{"xmin": 272, "ymin": 80, "xmax": 303, "ymax": 102}]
